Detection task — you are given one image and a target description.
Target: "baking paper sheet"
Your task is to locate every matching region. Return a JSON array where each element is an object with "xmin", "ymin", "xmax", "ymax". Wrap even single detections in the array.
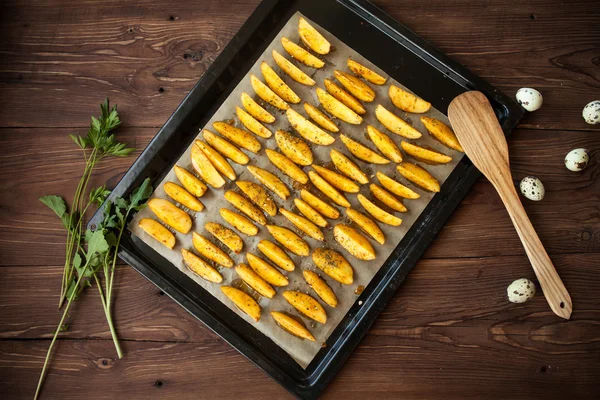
[{"xmin": 130, "ymin": 12, "xmax": 464, "ymax": 368}]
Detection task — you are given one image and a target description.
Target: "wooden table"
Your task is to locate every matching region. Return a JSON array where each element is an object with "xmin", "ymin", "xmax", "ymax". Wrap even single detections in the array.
[{"xmin": 1, "ymin": 0, "xmax": 599, "ymax": 398}]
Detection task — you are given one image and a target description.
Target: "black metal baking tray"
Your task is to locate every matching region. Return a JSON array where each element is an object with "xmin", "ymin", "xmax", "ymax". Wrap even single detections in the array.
[{"xmin": 89, "ymin": 0, "xmax": 524, "ymax": 398}]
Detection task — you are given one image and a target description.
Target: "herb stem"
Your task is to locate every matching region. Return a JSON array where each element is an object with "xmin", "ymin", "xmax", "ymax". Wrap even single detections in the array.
[{"xmin": 94, "ymin": 274, "xmax": 123, "ymax": 359}]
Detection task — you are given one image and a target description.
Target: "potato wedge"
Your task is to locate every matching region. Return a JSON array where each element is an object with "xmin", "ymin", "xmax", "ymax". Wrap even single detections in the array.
[
  {"xmin": 420, "ymin": 116, "xmax": 464, "ymax": 152},
  {"xmin": 174, "ymin": 166, "xmax": 208, "ymax": 197},
  {"xmin": 148, "ymin": 198, "xmax": 192, "ymax": 234},
  {"xmin": 401, "ymin": 141, "xmax": 452, "ymax": 164},
  {"xmin": 283, "ymin": 291, "xmax": 327, "ymax": 324},
  {"xmin": 235, "ymin": 263, "xmax": 275, "ymax": 299},
  {"xmin": 275, "ymin": 130, "xmax": 313, "ymax": 166},
  {"xmin": 329, "ymin": 149, "xmax": 369, "ymax": 184},
  {"xmin": 340, "ymin": 134, "xmax": 389, "ymax": 164},
  {"xmin": 347, "ymin": 59, "xmax": 387, "ymax": 85},
  {"xmin": 303, "ymin": 270, "xmax": 338, "ymax": 307},
  {"xmin": 280, "ymin": 208, "xmax": 324, "ymax": 241},
  {"xmin": 281, "ymin": 37, "xmax": 325, "ymax": 68},
  {"xmin": 212, "ymin": 121, "xmax": 261, "ymax": 153},
  {"xmin": 246, "ymin": 253, "xmax": 289, "ymax": 287},
  {"xmin": 236, "ymin": 181, "xmax": 277, "ymax": 217},
  {"xmin": 266, "ymin": 225, "xmax": 310, "ymax": 256},
  {"xmin": 205, "ymin": 222, "xmax": 243, "ymax": 254},
  {"xmin": 224, "ymin": 190, "xmax": 266, "ymax": 225},
  {"xmin": 138, "ymin": 218, "xmax": 176, "ymax": 249},
  {"xmin": 333, "ymin": 224, "xmax": 376, "ymax": 260},
  {"xmin": 324, "ymin": 79, "xmax": 366, "ymax": 115},
  {"xmin": 221, "ymin": 286, "xmax": 261, "ymax": 322},
  {"xmin": 203, "ymin": 129, "xmax": 250, "ymax": 165},
  {"xmin": 316, "ymin": 87, "xmax": 363, "ymax": 125},
  {"xmin": 298, "ymin": 17, "xmax": 330, "ymax": 55},
  {"xmin": 303, "ymin": 103, "xmax": 338, "ymax": 133},
  {"xmin": 389, "ymin": 85, "xmax": 431, "ymax": 113},
  {"xmin": 300, "ymin": 189, "xmax": 340, "ymax": 219},
  {"xmin": 247, "ymin": 165, "xmax": 290, "ymax": 200},
  {"xmin": 370, "ymin": 184, "xmax": 408, "ymax": 212},
  {"xmin": 375, "ymin": 104, "xmax": 422, "ymax": 139},
  {"xmin": 260, "ymin": 62, "xmax": 300, "ymax": 104},
  {"xmin": 220, "ymin": 208, "xmax": 258, "ymax": 236},
  {"xmin": 271, "ymin": 311, "xmax": 315, "ymax": 341},
  {"xmin": 257, "ymin": 240, "xmax": 295, "ymax": 272},
  {"xmin": 366, "ymin": 125, "xmax": 402, "ymax": 163},
  {"xmin": 313, "ymin": 165, "xmax": 360, "ymax": 193},
  {"xmin": 190, "ymin": 142, "xmax": 226, "ymax": 188},
  {"xmin": 181, "ymin": 249, "xmax": 223, "ymax": 283},
  {"xmin": 236, "ymin": 106, "xmax": 272, "ymax": 139},
  {"xmin": 272, "ymin": 50, "xmax": 315, "ymax": 86},
  {"xmin": 294, "ymin": 199, "xmax": 327, "ymax": 228},
  {"xmin": 250, "ymin": 74, "xmax": 289, "ymax": 110},
  {"xmin": 265, "ymin": 149, "xmax": 308, "ymax": 184},
  {"xmin": 286, "ymin": 108, "xmax": 335, "ymax": 145},
  {"xmin": 397, "ymin": 162, "xmax": 440, "ymax": 192},
  {"xmin": 357, "ymin": 194, "xmax": 402, "ymax": 226},
  {"xmin": 334, "ymin": 70, "xmax": 375, "ymax": 102},
  {"xmin": 164, "ymin": 182, "xmax": 204, "ymax": 212},
  {"xmin": 346, "ymin": 208, "xmax": 384, "ymax": 245},
  {"xmin": 312, "ymin": 248, "xmax": 354, "ymax": 285},
  {"xmin": 240, "ymin": 92, "xmax": 275, "ymax": 123},
  {"xmin": 192, "ymin": 232, "xmax": 234, "ymax": 268},
  {"xmin": 194, "ymin": 140, "xmax": 236, "ymax": 181},
  {"xmin": 309, "ymin": 170, "xmax": 350, "ymax": 208},
  {"xmin": 376, "ymin": 171, "xmax": 420, "ymax": 199}
]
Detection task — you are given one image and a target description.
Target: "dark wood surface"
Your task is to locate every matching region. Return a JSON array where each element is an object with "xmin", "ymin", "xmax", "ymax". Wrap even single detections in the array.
[{"xmin": 0, "ymin": 0, "xmax": 599, "ymax": 398}]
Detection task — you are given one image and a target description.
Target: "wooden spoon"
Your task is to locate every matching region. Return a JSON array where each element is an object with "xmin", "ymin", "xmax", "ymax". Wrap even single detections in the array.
[{"xmin": 448, "ymin": 91, "xmax": 572, "ymax": 319}]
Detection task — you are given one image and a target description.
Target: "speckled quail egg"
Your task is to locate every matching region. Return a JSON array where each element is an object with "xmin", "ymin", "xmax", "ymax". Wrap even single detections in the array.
[
  {"xmin": 564, "ymin": 148, "xmax": 590, "ymax": 172},
  {"xmin": 520, "ymin": 176, "xmax": 545, "ymax": 201},
  {"xmin": 582, "ymin": 100, "xmax": 600, "ymax": 125},
  {"xmin": 507, "ymin": 278, "xmax": 536, "ymax": 304},
  {"xmin": 516, "ymin": 88, "xmax": 543, "ymax": 112}
]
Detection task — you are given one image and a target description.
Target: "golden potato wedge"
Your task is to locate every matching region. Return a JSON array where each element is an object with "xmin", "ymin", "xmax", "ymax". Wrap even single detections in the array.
[
  {"xmin": 347, "ymin": 59, "xmax": 387, "ymax": 85},
  {"xmin": 220, "ymin": 208, "xmax": 258, "ymax": 236},
  {"xmin": 340, "ymin": 134, "xmax": 390, "ymax": 165},
  {"xmin": 316, "ymin": 87, "xmax": 363, "ymax": 125},
  {"xmin": 280, "ymin": 37, "xmax": 325, "ymax": 68},
  {"xmin": 324, "ymin": 79, "xmax": 366, "ymax": 115},
  {"xmin": 190, "ymin": 142, "xmax": 226, "ymax": 188},
  {"xmin": 212, "ymin": 121, "xmax": 261, "ymax": 153},
  {"xmin": 138, "ymin": 218, "xmax": 176, "ymax": 249},
  {"xmin": 265, "ymin": 149, "xmax": 308, "ymax": 184},
  {"xmin": 303, "ymin": 270, "xmax": 338, "ymax": 307},
  {"xmin": 346, "ymin": 208, "xmax": 385, "ymax": 245},
  {"xmin": 420, "ymin": 116, "xmax": 464, "ymax": 152},
  {"xmin": 192, "ymin": 232, "xmax": 234, "ymax": 268},
  {"xmin": 298, "ymin": 17, "xmax": 330, "ymax": 55},
  {"xmin": 257, "ymin": 240, "xmax": 295, "ymax": 272},
  {"xmin": 375, "ymin": 104, "xmax": 422, "ymax": 139},
  {"xmin": 246, "ymin": 253, "xmax": 289, "ymax": 287},
  {"xmin": 389, "ymin": 85, "xmax": 431, "ymax": 113},
  {"xmin": 313, "ymin": 165, "xmax": 360, "ymax": 193},
  {"xmin": 309, "ymin": 170, "xmax": 350, "ymax": 207},
  {"xmin": 334, "ymin": 70, "xmax": 375, "ymax": 102},
  {"xmin": 224, "ymin": 190, "xmax": 266, "ymax": 225},
  {"xmin": 203, "ymin": 129, "xmax": 250, "ymax": 165},
  {"xmin": 221, "ymin": 286, "xmax": 260, "ymax": 322},
  {"xmin": 205, "ymin": 222, "xmax": 243, "ymax": 254},
  {"xmin": 286, "ymin": 108, "xmax": 335, "ymax": 145},
  {"xmin": 164, "ymin": 182, "xmax": 204, "ymax": 212},
  {"xmin": 370, "ymin": 184, "xmax": 407, "ymax": 212},
  {"xmin": 235, "ymin": 263, "xmax": 275, "ymax": 299},
  {"xmin": 376, "ymin": 171, "xmax": 420, "ymax": 199},
  {"xmin": 181, "ymin": 249, "xmax": 223, "ymax": 283},
  {"xmin": 271, "ymin": 311, "xmax": 315, "ymax": 341},
  {"xmin": 329, "ymin": 149, "xmax": 369, "ymax": 184},
  {"xmin": 240, "ymin": 92, "xmax": 275, "ymax": 123},
  {"xmin": 275, "ymin": 130, "xmax": 313, "ymax": 166},
  {"xmin": 194, "ymin": 140, "xmax": 236, "ymax": 181},
  {"xmin": 366, "ymin": 125, "xmax": 402, "ymax": 163},
  {"xmin": 397, "ymin": 162, "xmax": 440, "ymax": 192},
  {"xmin": 280, "ymin": 208, "xmax": 324, "ymax": 241},
  {"xmin": 247, "ymin": 165, "xmax": 290, "ymax": 200},
  {"xmin": 148, "ymin": 198, "xmax": 192, "ymax": 234},
  {"xmin": 174, "ymin": 166, "xmax": 208, "ymax": 197},
  {"xmin": 401, "ymin": 141, "xmax": 452, "ymax": 164},
  {"xmin": 294, "ymin": 199, "xmax": 327, "ymax": 228},
  {"xmin": 266, "ymin": 225, "xmax": 309, "ymax": 256},
  {"xmin": 236, "ymin": 181, "xmax": 277, "ymax": 217},
  {"xmin": 260, "ymin": 62, "xmax": 300, "ymax": 104},
  {"xmin": 300, "ymin": 189, "xmax": 340, "ymax": 219},
  {"xmin": 283, "ymin": 291, "xmax": 327, "ymax": 324},
  {"xmin": 357, "ymin": 194, "xmax": 402, "ymax": 226},
  {"xmin": 333, "ymin": 224, "xmax": 376, "ymax": 260},
  {"xmin": 272, "ymin": 50, "xmax": 315, "ymax": 86},
  {"xmin": 250, "ymin": 74, "xmax": 289, "ymax": 110},
  {"xmin": 236, "ymin": 106, "xmax": 272, "ymax": 139},
  {"xmin": 303, "ymin": 103, "xmax": 338, "ymax": 133},
  {"xmin": 312, "ymin": 248, "xmax": 354, "ymax": 285}
]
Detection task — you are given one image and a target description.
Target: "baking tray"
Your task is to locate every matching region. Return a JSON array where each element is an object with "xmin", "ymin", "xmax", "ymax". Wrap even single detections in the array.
[{"xmin": 89, "ymin": 0, "xmax": 525, "ymax": 398}]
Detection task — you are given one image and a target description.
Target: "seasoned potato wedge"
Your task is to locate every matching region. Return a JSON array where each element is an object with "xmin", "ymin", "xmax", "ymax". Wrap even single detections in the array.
[
  {"xmin": 275, "ymin": 130, "xmax": 313, "ymax": 166},
  {"xmin": 375, "ymin": 104, "xmax": 422, "ymax": 139},
  {"xmin": 240, "ymin": 92, "xmax": 275, "ymax": 123},
  {"xmin": 401, "ymin": 141, "xmax": 452, "ymax": 164},
  {"xmin": 203, "ymin": 129, "xmax": 250, "ymax": 165},
  {"xmin": 221, "ymin": 286, "xmax": 261, "ymax": 322},
  {"xmin": 247, "ymin": 165, "xmax": 290, "ymax": 200},
  {"xmin": 260, "ymin": 62, "xmax": 300, "ymax": 104},
  {"xmin": 376, "ymin": 171, "xmax": 420, "ymax": 199},
  {"xmin": 303, "ymin": 103, "xmax": 338, "ymax": 132},
  {"xmin": 333, "ymin": 224, "xmax": 376, "ymax": 260},
  {"xmin": 283, "ymin": 291, "xmax": 327, "ymax": 324},
  {"xmin": 164, "ymin": 182, "xmax": 204, "ymax": 212},
  {"xmin": 300, "ymin": 189, "xmax": 340, "ymax": 219},
  {"xmin": 138, "ymin": 218, "xmax": 176, "ymax": 249},
  {"xmin": 309, "ymin": 170, "xmax": 350, "ymax": 207},
  {"xmin": 281, "ymin": 37, "xmax": 325, "ymax": 68},
  {"xmin": 182, "ymin": 249, "xmax": 223, "ymax": 283},
  {"xmin": 347, "ymin": 59, "xmax": 387, "ymax": 85},
  {"xmin": 312, "ymin": 248, "xmax": 354, "ymax": 285},
  {"xmin": 220, "ymin": 208, "xmax": 258, "ymax": 236},
  {"xmin": 192, "ymin": 232, "xmax": 234, "ymax": 268},
  {"xmin": 212, "ymin": 121, "xmax": 261, "ymax": 153},
  {"xmin": 389, "ymin": 85, "xmax": 431, "ymax": 113},
  {"xmin": 194, "ymin": 140, "xmax": 236, "ymax": 181},
  {"xmin": 316, "ymin": 87, "xmax": 363, "ymax": 125},
  {"xmin": 236, "ymin": 181, "xmax": 277, "ymax": 217},
  {"xmin": 357, "ymin": 194, "xmax": 402, "ymax": 226},
  {"xmin": 370, "ymin": 184, "xmax": 407, "ymax": 212},
  {"xmin": 286, "ymin": 108, "xmax": 335, "ymax": 145},
  {"xmin": 272, "ymin": 50, "xmax": 315, "ymax": 86},
  {"xmin": 148, "ymin": 198, "xmax": 192, "ymax": 234},
  {"xmin": 224, "ymin": 190, "xmax": 266, "ymax": 225},
  {"xmin": 334, "ymin": 70, "xmax": 375, "ymax": 102},
  {"xmin": 329, "ymin": 149, "xmax": 369, "ymax": 184},
  {"xmin": 235, "ymin": 263, "xmax": 275, "ymax": 299},
  {"xmin": 346, "ymin": 208, "xmax": 385, "ymax": 245},
  {"xmin": 190, "ymin": 142, "xmax": 226, "ymax": 188},
  {"xmin": 280, "ymin": 208, "xmax": 324, "ymax": 241},
  {"xmin": 420, "ymin": 116, "xmax": 464, "ymax": 152},
  {"xmin": 303, "ymin": 270, "xmax": 338, "ymax": 307},
  {"xmin": 298, "ymin": 17, "xmax": 330, "ymax": 54},
  {"xmin": 324, "ymin": 79, "xmax": 366, "ymax": 115},
  {"xmin": 174, "ymin": 166, "xmax": 207, "ymax": 197},
  {"xmin": 246, "ymin": 253, "xmax": 289, "ymax": 287},
  {"xmin": 271, "ymin": 311, "xmax": 315, "ymax": 341},
  {"xmin": 294, "ymin": 199, "xmax": 327, "ymax": 228},
  {"xmin": 313, "ymin": 165, "xmax": 360, "ymax": 193},
  {"xmin": 265, "ymin": 149, "xmax": 308, "ymax": 184},
  {"xmin": 340, "ymin": 134, "xmax": 389, "ymax": 164},
  {"xmin": 397, "ymin": 162, "xmax": 440, "ymax": 192},
  {"xmin": 257, "ymin": 240, "xmax": 295, "ymax": 272},
  {"xmin": 205, "ymin": 222, "xmax": 243, "ymax": 254},
  {"xmin": 366, "ymin": 125, "xmax": 402, "ymax": 163},
  {"xmin": 236, "ymin": 106, "xmax": 272, "ymax": 139},
  {"xmin": 266, "ymin": 225, "xmax": 310, "ymax": 256},
  {"xmin": 250, "ymin": 74, "xmax": 289, "ymax": 110}
]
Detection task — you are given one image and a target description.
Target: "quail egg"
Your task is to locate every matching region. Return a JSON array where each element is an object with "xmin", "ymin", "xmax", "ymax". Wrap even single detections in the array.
[
  {"xmin": 520, "ymin": 176, "xmax": 545, "ymax": 201},
  {"xmin": 582, "ymin": 100, "xmax": 600, "ymax": 125},
  {"xmin": 516, "ymin": 88, "xmax": 543, "ymax": 112},
  {"xmin": 564, "ymin": 148, "xmax": 589, "ymax": 172},
  {"xmin": 507, "ymin": 278, "xmax": 536, "ymax": 304}
]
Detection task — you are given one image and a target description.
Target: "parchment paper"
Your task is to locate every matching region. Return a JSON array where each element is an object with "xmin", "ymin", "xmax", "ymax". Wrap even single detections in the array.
[{"xmin": 130, "ymin": 12, "xmax": 464, "ymax": 368}]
